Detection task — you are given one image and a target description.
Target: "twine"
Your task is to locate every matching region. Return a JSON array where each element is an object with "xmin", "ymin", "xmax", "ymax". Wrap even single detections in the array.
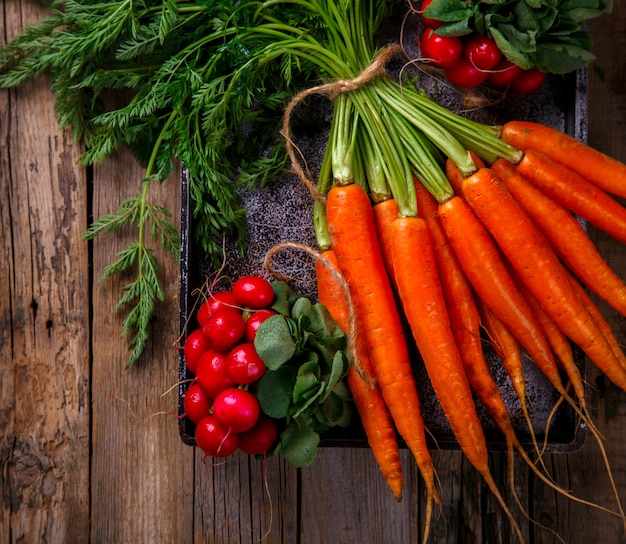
[
  {"xmin": 280, "ymin": 43, "xmax": 406, "ymax": 202},
  {"xmin": 263, "ymin": 241, "xmax": 377, "ymax": 387}
]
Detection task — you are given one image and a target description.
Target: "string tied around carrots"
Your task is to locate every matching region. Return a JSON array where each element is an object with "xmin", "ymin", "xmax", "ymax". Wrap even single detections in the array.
[
  {"xmin": 263, "ymin": 241, "xmax": 377, "ymax": 388},
  {"xmin": 280, "ymin": 44, "xmax": 406, "ymax": 204}
]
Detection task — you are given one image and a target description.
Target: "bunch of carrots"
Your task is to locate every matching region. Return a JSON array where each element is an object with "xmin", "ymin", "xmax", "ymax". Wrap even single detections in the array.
[
  {"xmin": 222, "ymin": 0, "xmax": 626, "ymax": 541},
  {"xmin": 310, "ymin": 109, "xmax": 626, "ymax": 542}
]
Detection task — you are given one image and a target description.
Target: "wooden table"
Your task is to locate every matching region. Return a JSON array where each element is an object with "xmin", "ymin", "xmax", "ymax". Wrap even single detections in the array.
[{"xmin": 2, "ymin": 2, "xmax": 626, "ymax": 542}]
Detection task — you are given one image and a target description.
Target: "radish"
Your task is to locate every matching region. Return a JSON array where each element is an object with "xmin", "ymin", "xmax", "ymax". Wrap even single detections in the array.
[
  {"xmin": 420, "ymin": 0, "xmax": 443, "ymax": 30},
  {"xmin": 244, "ymin": 309, "xmax": 277, "ymax": 343},
  {"xmin": 183, "ymin": 328, "xmax": 209, "ymax": 374},
  {"xmin": 202, "ymin": 308, "xmax": 245, "ymax": 352},
  {"xmin": 488, "ymin": 59, "xmax": 523, "ymax": 87},
  {"xmin": 238, "ymin": 416, "xmax": 278, "ymax": 455},
  {"xmin": 226, "ymin": 343, "xmax": 267, "ymax": 385},
  {"xmin": 195, "ymin": 349, "xmax": 236, "ymax": 399},
  {"xmin": 444, "ymin": 57, "xmax": 489, "ymax": 89},
  {"xmin": 509, "ymin": 67, "xmax": 547, "ymax": 95},
  {"xmin": 419, "ymin": 29, "xmax": 463, "ymax": 69},
  {"xmin": 233, "ymin": 275, "xmax": 275, "ymax": 309},
  {"xmin": 197, "ymin": 290, "xmax": 240, "ymax": 326},
  {"xmin": 183, "ymin": 383, "xmax": 211, "ymax": 425},
  {"xmin": 195, "ymin": 415, "xmax": 239, "ymax": 458},
  {"xmin": 464, "ymin": 34, "xmax": 502, "ymax": 70},
  {"xmin": 212, "ymin": 388, "xmax": 261, "ymax": 433}
]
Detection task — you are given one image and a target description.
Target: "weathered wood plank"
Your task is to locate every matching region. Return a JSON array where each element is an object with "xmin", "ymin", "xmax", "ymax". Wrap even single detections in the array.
[
  {"xmin": 1, "ymin": 0, "xmax": 91, "ymax": 540},
  {"xmin": 89, "ymin": 148, "xmax": 193, "ymax": 542},
  {"xmin": 0, "ymin": 7, "xmax": 13, "ymax": 538},
  {"xmin": 299, "ymin": 448, "xmax": 420, "ymax": 543},
  {"xmin": 193, "ymin": 449, "xmax": 298, "ymax": 543}
]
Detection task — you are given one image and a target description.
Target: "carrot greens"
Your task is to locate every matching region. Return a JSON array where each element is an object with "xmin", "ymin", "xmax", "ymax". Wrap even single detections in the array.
[
  {"xmin": 0, "ymin": 0, "xmax": 399, "ymax": 365},
  {"xmin": 0, "ymin": 0, "xmax": 539, "ymax": 365}
]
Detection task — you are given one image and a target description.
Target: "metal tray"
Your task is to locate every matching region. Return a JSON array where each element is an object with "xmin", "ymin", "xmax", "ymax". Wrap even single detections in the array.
[{"xmin": 177, "ymin": 40, "xmax": 589, "ymax": 453}]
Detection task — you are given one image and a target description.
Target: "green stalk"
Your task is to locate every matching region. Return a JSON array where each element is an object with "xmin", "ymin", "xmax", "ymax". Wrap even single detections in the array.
[
  {"xmin": 387, "ymin": 79, "xmax": 523, "ymax": 164},
  {"xmin": 356, "ymin": 125, "xmax": 393, "ymax": 204},
  {"xmin": 391, "ymin": 112, "xmax": 454, "ymax": 203}
]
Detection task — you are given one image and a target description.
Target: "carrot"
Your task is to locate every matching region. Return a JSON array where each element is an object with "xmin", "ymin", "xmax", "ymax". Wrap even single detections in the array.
[
  {"xmin": 315, "ymin": 249, "xmax": 403, "ymax": 502},
  {"xmin": 512, "ymin": 271, "xmax": 586, "ymax": 405},
  {"xmin": 501, "ymin": 120, "xmax": 626, "ymax": 199},
  {"xmin": 460, "ymin": 167, "xmax": 626, "ymax": 394},
  {"xmin": 325, "ymin": 183, "xmax": 439, "ymax": 525},
  {"xmin": 475, "ymin": 300, "xmax": 532, "ymax": 424},
  {"xmin": 445, "ymin": 152, "xmax": 485, "ymax": 195},
  {"xmin": 491, "ymin": 157, "xmax": 626, "ymax": 318},
  {"xmin": 415, "ymin": 180, "xmax": 576, "ymax": 509},
  {"xmin": 438, "ymin": 194, "xmax": 566, "ymax": 394},
  {"xmin": 372, "ymin": 198, "xmax": 400, "ymax": 281},
  {"xmin": 459, "ymin": 169, "xmax": 626, "ymax": 528},
  {"xmin": 415, "ymin": 182, "xmax": 515, "ymax": 440},
  {"xmin": 388, "ymin": 212, "xmax": 524, "ymax": 543},
  {"xmin": 514, "ymin": 150, "xmax": 626, "ymax": 246},
  {"xmin": 565, "ymin": 268, "xmax": 626, "ymax": 377}
]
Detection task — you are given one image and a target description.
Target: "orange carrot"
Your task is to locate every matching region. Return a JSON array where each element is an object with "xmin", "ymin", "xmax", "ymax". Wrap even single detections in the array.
[
  {"xmin": 566, "ymin": 269, "xmax": 626, "ymax": 377},
  {"xmin": 461, "ymin": 168, "xmax": 626, "ymax": 394},
  {"xmin": 325, "ymin": 183, "xmax": 439, "ymax": 514},
  {"xmin": 315, "ymin": 249, "xmax": 403, "ymax": 501},
  {"xmin": 513, "ymin": 271, "xmax": 586, "ymax": 405},
  {"xmin": 445, "ymin": 152, "xmax": 485, "ymax": 195},
  {"xmin": 438, "ymin": 194, "xmax": 566, "ymax": 394},
  {"xmin": 389, "ymin": 214, "xmax": 485, "ymax": 460},
  {"xmin": 515, "ymin": 150, "xmax": 626, "ymax": 245},
  {"xmin": 415, "ymin": 182, "xmax": 515, "ymax": 441},
  {"xmin": 476, "ymin": 286, "xmax": 626, "ymax": 522},
  {"xmin": 457, "ymin": 170, "xmax": 626, "ymax": 527},
  {"xmin": 388, "ymin": 212, "xmax": 524, "ymax": 543},
  {"xmin": 491, "ymin": 157, "xmax": 626, "ymax": 318},
  {"xmin": 372, "ymin": 198, "xmax": 400, "ymax": 281},
  {"xmin": 501, "ymin": 120, "xmax": 626, "ymax": 199},
  {"xmin": 475, "ymin": 299, "xmax": 529, "ymax": 427}
]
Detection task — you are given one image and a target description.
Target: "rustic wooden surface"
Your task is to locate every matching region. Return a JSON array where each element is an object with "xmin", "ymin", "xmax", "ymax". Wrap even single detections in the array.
[{"xmin": 2, "ymin": 2, "xmax": 626, "ymax": 543}]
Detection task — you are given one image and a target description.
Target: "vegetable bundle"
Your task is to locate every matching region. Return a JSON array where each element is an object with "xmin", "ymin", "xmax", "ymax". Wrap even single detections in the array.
[
  {"xmin": 4, "ymin": 0, "xmax": 626, "ymax": 540},
  {"xmin": 245, "ymin": 1, "xmax": 626, "ymax": 541}
]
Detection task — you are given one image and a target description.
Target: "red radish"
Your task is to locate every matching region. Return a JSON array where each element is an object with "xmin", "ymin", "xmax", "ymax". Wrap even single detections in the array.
[
  {"xmin": 464, "ymin": 34, "xmax": 502, "ymax": 70},
  {"xmin": 195, "ymin": 349, "xmax": 236, "ymax": 399},
  {"xmin": 419, "ymin": 29, "xmax": 463, "ymax": 69},
  {"xmin": 238, "ymin": 416, "xmax": 278, "ymax": 455},
  {"xmin": 226, "ymin": 343, "xmax": 267, "ymax": 384},
  {"xmin": 244, "ymin": 309, "xmax": 277, "ymax": 343},
  {"xmin": 183, "ymin": 328, "xmax": 210, "ymax": 374},
  {"xmin": 510, "ymin": 67, "xmax": 546, "ymax": 95},
  {"xmin": 487, "ymin": 59, "xmax": 522, "ymax": 87},
  {"xmin": 420, "ymin": 0, "xmax": 443, "ymax": 29},
  {"xmin": 195, "ymin": 415, "xmax": 239, "ymax": 458},
  {"xmin": 202, "ymin": 308, "xmax": 245, "ymax": 352},
  {"xmin": 197, "ymin": 290, "xmax": 240, "ymax": 326},
  {"xmin": 212, "ymin": 388, "xmax": 261, "ymax": 433},
  {"xmin": 232, "ymin": 275, "xmax": 275, "ymax": 309},
  {"xmin": 183, "ymin": 383, "xmax": 212, "ymax": 424},
  {"xmin": 444, "ymin": 57, "xmax": 489, "ymax": 89}
]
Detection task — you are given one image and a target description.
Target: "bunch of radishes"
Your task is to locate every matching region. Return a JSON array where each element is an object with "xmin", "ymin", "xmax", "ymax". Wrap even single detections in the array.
[
  {"xmin": 182, "ymin": 275, "xmax": 280, "ymax": 459},
  {"xmin": 417, "ymin": 0, "xmax": 546, "ymax": 94}
]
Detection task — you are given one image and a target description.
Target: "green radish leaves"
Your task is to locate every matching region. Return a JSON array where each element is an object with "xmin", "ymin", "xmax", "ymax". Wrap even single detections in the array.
[
  {"xmin": 253, "ymin": 282, "xmax": 353, "ymax": 467},
  {"xmin": 425, "ymin": 0, "xmax": 612, "ymax": 73}
]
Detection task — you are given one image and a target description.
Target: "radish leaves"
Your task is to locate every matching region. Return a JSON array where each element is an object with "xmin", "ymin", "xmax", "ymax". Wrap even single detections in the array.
[{"xmin": 253, "ymin": 282, "xmax": 353, "ymax": 467}]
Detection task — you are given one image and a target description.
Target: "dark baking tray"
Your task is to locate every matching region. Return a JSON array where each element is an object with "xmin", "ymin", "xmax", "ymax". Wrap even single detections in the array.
[{"xmin": 177, "ymin": 56, "xmax": 589, "ymax": 454}]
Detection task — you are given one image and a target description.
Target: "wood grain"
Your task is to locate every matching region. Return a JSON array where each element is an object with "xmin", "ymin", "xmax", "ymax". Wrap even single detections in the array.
[
  {"xmin": 89, "ymin": 145, "xmax": 192, "ymax": 543},
  {"xmin": 1, "ymin": 0, "xmax": 90, "ymax": 541}
]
